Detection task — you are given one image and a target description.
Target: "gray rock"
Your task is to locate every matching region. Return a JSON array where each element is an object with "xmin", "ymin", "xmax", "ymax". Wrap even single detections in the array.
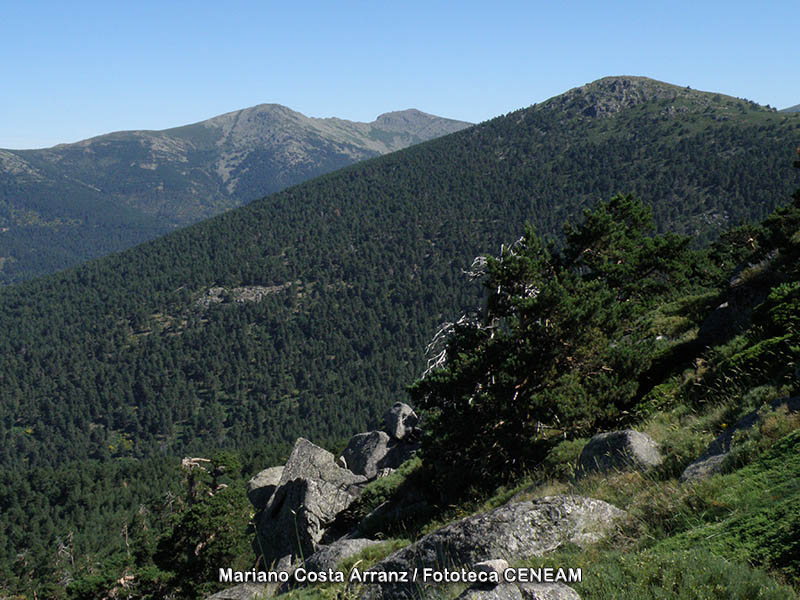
[
  {"xmin": 577, "ymin": 430, "xmax": 662, "ymax": 477},
  {"xmin": 457, "ymin": 583, "xmax": 523, "ymax": 600},
  {"xmin": 457, "ymin": 582, "xmax": 580, "ymax": 600},
  {"xmin": 247, "ymin": 466, "xmax": 284, "ymax": 510},
  {"xmin": 681, "ymin": 397, "xmax": 800, "ymax": 482},
  {"xmin": 341, "ymin": 430, "xmax": 420, "ymax": 479},
  {"xmin": 473, "ymin": 559, "xmax": 509, "ymax": 581},
  {"xmin": 360, "ymin": 495, "xmax": 624, "ymax": 599},
  {"xmin": 517, "ymin": 582, "xmax": 581, "ymax": 600},
  {"xmin": 383, "ymin": 402, "xmax": 418, "ymax": 440},
  {"xmin": 679, "ymin": 454, "xmax": 728, "ymax": 482},
  {"xmin": 304, "ymin": 538, "xmax": 383, "ymax": 572},
  {"xmin": 205, "ymin": 583, "xmax": 273, "ymax": 599},
  {"xmin": 256, "ymin": 438, "xmax": 367, "ymax": 563},
  {"xmin": 342, "ymin": 431, "xmax": 392, "ymax": 478}
]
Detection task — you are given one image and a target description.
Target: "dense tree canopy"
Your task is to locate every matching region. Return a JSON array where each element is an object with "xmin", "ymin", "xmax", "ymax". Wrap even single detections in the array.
[{"xmin": 411, "ymin": 195, "xmax": 718, "ymax": 494}]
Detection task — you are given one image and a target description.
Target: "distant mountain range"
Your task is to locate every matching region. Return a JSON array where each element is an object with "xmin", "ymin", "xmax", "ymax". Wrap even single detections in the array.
[
  {"xmin": 781, "ymin": 103, "xmax": 800, "ymax": 113},
  {"xmin": 0, "ymin": 106, "xmax": 471, "ymax": 283}
]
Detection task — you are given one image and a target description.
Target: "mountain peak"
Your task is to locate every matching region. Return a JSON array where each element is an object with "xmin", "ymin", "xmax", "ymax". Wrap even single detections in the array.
[
  {"xmin": 542, "ymin": 76, "xmax": 759, "ymax": 119},
  {"xmin": 544, "ymin": 76, "xmax": 691, "ymax": 117}
]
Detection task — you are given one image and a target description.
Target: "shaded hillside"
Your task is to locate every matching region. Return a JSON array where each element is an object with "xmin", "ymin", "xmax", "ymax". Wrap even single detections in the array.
[
  {"xmin": 780, "ymin": 103, "xmax": 800, "ymax": 113},
  {"xmin": 0, "ymin": 107, "xmax": 471, "ymax": 283}
]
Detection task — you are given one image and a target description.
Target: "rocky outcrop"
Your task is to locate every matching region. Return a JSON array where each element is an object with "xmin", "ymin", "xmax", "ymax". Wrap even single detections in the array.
[
  {"xmin": 360, "ymin": 495, "xmax": 625, "ymax": 599},
  {"xmin": 339, "ymin": 402, "xmax": 420, "ymax": 479},
  {"xmin": 341, "ymin": 431, "xmax": 392, "ymax": 478},
  {"xmin": 247, "ymin": 466, "xmax": 284, "ymax": 510},
  {"xmin": 457, "ymin": 582, "xmax": 580, "ymax": 600},
  {"xmin": 455, "ymin": 560, "xmax": 580, "ymax": 600},
  {"xmin": 383, "ymin": 402, "xmax": 419, "ymax": 441},
  {"xmin": 577, "ymin": 430, "xmax": 662, "ymax": 477},
  {"xmin": 303, "ymin": 538, "xmax": 383, "ymax": 572},
  {"xmin": 341, "ymin": 431, "xmax": 419, "ymax": 479},
  {"xmin": 205, "ymin": 583, "xmax": 273, "ymax": 600},
  {"xmin": 681, "ymin": 397, "xmax": 800, "ymax": 482},
  {"xmin": 256, "ymin": 438, "xmax": 367, "ymax": 564}
]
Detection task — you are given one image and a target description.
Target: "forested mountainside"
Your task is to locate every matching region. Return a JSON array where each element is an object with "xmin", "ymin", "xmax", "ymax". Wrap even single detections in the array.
[
  {"xmin": 1, "ymin": 76, "xmax": 799, "ymax": 596},
  {"xmin": 0, "ymin": 107, "xmax": 471, "ymax": 284},
  {"xmin": 44, "ymin": 151, "xmax": 800, "ymax": 599}
]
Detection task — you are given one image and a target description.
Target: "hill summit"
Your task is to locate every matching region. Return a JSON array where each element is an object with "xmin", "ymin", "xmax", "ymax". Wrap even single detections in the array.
[{"xmin": 544, "ymin": 76, "xmax": 751, "ymax": 117}]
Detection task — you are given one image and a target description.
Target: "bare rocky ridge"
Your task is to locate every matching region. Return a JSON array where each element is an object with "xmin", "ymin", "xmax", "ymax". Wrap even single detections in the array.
[
  {"xmin": 542, "ymin": 76, "xmax": 752, "ymax": 119},
  {"xmin": 227, "ymin": 405, "xmax": 623, "ymax": 600},
  {"xmin": 2, "ymin": 106, "xmax": 472, "ymax": 226}
]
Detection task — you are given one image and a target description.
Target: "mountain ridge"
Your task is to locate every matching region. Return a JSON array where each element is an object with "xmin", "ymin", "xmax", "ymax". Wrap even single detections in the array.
[{"xmin": 0, "ymin": 105, "xmax": 471, "ymax": 283}]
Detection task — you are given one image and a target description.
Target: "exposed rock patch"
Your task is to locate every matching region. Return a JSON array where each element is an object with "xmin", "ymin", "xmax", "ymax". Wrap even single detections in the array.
[
  {"xmin": 196, "ymin": 284, "xmax": 293, "ymax": 309},
  {"xmin": 205, "ymin": 582, "xmax": 273, "ymax": 599},
  {"xmin": 383, "ymin": 402, "xmax": 419, "ymax": 441},
  {"xmin": 577, "ymin": 430, "xmax": 662, "ymax": 477},
  {"xmin": 303, "ymin": 538, "xmax": 383, "ymax": 572},
  {"xmin": 256, "ymin": 438, "xmax": 367, "ymax": 564},
  {"xmin": 359, "ymin": 495, "xmax": 625, "ymax": 599},
  {"xmin": 340, "ymin": 430, "xmax": 419, "ymax": 479},
  {"xmin": 247, "ymin": 466, "xmax": 283, "ymax": 510},
  {"xmin": 457, "ymin": 582, "xmax": 580, "ymax": 600},
  {"xmin": 681, "ymin": 396, "xmax": 800, "ymax": 482}
]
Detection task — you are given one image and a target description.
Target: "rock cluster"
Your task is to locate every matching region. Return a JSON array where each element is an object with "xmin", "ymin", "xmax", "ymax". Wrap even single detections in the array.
[
  {"xmin": 215, "ymin": 405, "xmax": 627, "ymax": 600},
  {"xmin": 340, "ymin": 403, "xmax": 420, "ymax": 478},
  {"xmin": 251, "ymin": 404, "xmax": 421, "ymax": 568},
  {"xmin": 255, "ymin": 438, "xmax": 368, "ymax": 564}
]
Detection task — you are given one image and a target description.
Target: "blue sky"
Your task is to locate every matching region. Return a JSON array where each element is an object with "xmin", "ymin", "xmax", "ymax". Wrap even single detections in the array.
[{"xmin": 1, "ymin": 0, "xmax": 796, "ymax": 149}]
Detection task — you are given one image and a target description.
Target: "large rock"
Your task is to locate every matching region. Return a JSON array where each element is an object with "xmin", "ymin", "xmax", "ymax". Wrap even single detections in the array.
[
  {"xmin": 383, "ymin": 402, "xmax": 418, "ymax": 440},
  {"xmin": 256, "ymin": 438, "xmax": 367, "ymax": 564},
  {"xmin": 457, "ymin": 584, "xmax": 524, "ymax": 600},
  {"xmin": 247, "ymin": 466, "xmax": 284, "ymax": 510},
  {"xmin": 516, "ymin": 583, "xmax": 580, "ymax": 600},
  {"xmin": 577, "ymin": 430, "xmax": 662, "ymax": 477},
  {"xmin": 458, "ymin": 582, "xmax": 580, "ymax": 600},
  {"xmin": 342, "ymin": 431, "xmax": 391, "ymax": 478},
  {"xmin": 359, "ymin": 495, "xmax": 625, "ymax": 599},
  {"xmin": 205, "ymin": 583, "xmax": 274, "ymax": 599},
  {"xmin": 681, "ymin": 396, "xmax": 800, "ymax": 482},
  {"xmin": 341, "ymin": 430, "xmax": 420, "ymax": 479},
  {"xmin": 304, "ymin": 538, "xmax": 383, "ymax": 572}
]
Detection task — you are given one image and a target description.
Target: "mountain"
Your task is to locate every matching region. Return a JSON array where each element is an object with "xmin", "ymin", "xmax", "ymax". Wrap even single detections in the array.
[
  {"xmin": 2, "ymin": 74, "xmax": 798, "ymax": 465},
  {"xmin": 0, "ymin": 107, "xmax": 472, "ymax": 283},
  {"xmin": 1, "ymin": 76, "xmax": 799, "ymax": 594},
  {"xmin": 781, "ymin": 103, "xmax": 800, "ymax": 112}
]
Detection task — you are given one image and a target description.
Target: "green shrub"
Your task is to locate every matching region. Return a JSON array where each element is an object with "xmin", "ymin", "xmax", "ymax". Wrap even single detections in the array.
[{"xmin": 546, "ymin": 550, "xmax": 797, "ymax": 599}]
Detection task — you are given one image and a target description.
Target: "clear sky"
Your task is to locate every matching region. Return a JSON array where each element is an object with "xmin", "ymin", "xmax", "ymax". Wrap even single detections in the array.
[{"xmin": 1, "ymin": 0, "xmax": 796, "ymax": 149}]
